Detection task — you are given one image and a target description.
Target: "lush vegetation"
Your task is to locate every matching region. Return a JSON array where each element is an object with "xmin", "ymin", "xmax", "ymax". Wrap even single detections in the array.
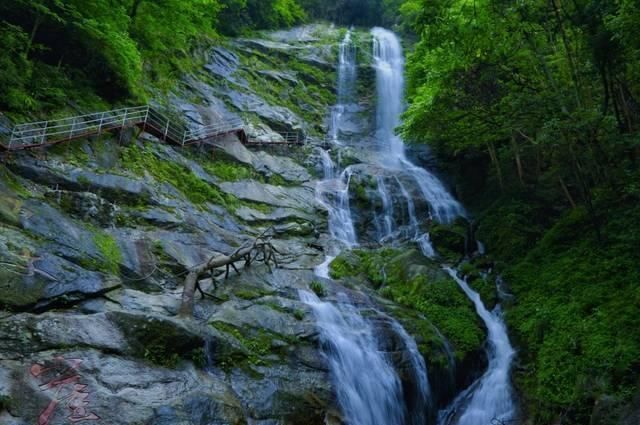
[
  {"xmin": 0, "ymin": 0, "xmax": 377, "ymax": 118},
  {"xmin": 398, "ymin": 0, "xmax": 640, "ymax": 422},
  {"xmin": 330, "ymin": 248, "xmax": 485, "ymax": 362}
]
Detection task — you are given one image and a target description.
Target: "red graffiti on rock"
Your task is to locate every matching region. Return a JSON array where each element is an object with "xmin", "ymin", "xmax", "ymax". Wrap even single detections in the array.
[{"xmin": 30, "ymin": 357, "xmax": 100, "ymax": 425}]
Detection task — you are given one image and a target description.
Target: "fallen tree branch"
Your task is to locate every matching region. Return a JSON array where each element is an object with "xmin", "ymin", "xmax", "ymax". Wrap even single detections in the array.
[{"xmin": 179, "ymin": 227, "xmax": 279, "ymax": 316}]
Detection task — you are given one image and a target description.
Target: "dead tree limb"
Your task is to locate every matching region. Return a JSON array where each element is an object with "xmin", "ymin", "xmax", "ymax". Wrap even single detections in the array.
[{"xmin": 179, "ymin": 228, "xmax": 278, "ymax": 316}]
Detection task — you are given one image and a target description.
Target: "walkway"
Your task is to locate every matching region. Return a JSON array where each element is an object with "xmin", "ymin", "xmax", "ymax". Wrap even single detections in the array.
[{"xmin": 0, "ymin": 105, "xmax": 303, "ymax": 153}]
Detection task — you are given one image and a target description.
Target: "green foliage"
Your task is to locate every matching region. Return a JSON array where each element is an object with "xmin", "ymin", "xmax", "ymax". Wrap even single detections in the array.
[
  {"xmin": 309, "ymin": 280, "xmax": 326, "ymax": 297},
  {"xmin": 400, "ymin": 2, "xmax": 640, "ymax": 418},
  {"xmin": 1, "ymin": 0, "xmax": 339, "ymax": 115},
  {"xmin": 492, "ymin": 204, "xmax": 640, "ymax": 423}
]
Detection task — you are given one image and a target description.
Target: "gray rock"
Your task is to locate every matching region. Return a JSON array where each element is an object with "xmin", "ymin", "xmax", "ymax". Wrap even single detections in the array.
[
  {"xmin": 234, "ymin": 205, "xmax": 316, "ymax": 224},
  {"xmin": 205, "ymin": 47, "xmax": 241, "ymax": 80},
  {"xmin": 220, "ymin": 140, "xmax": 311, "ymax": 184},
  {"xmin": 220, "ymin": 88, "xmax": 304, "ymax": 134},
  {"xmin": 10, "ymin": 157, "xmax": 154, "ymax": 204},
  {"xmin": 218, "ymin": 181, "xmax": 316, "ymax": 211}
]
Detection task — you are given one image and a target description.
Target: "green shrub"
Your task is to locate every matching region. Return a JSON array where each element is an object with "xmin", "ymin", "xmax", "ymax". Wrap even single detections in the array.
[{"xmin": 309, "ymin": 280, "xmax": 326, "ymax": 297}]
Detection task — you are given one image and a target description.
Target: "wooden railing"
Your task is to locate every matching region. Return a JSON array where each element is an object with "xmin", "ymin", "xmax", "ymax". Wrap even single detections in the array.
[{"xmin": 0, "ymin": 105, "xmax": 304, "ymax": 154}]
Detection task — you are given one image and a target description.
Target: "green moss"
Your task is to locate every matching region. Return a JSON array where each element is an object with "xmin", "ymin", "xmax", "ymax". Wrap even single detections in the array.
[
  {"xmin": 200, "ymin": 157, "xmax": 262, "ymax": 182},
  {"xmin": 93, "ymin": 231, "xmax": 122, "ymax": 275},
  {"xmin": 330, "ymin": 248, "xmax": 485, "ymax": 360},
  {"xmin": 0, "ymin": 168, "xmax": 31, "ymax": 198},
  {"xmin": 239, "ymin": 200, "xmax": 276, "ymax": 214},
  {"xmin": 235, "ymin": 288, "xmax": 266, "ymax": 300},
  {"xmin": 143, "ymin": 342, "xmax": 181, "ymax": 368},
  {"xmin": 48, "ymin": 140, "xmax": 90, "ymax": 166},
  {"xmin": 120, "ymin": 143, "xmax": 240, "ymax": 210},
  {"xmin": 190, "ymin": 347, "xmax": 207, "ymax": 369},
  {"xmin": 211, "ymin": 321, "xmax": 292, "ymax": 369},
  {"xmin": 0, "ymin": 395, "xmax": 13, "ymax": 411}
]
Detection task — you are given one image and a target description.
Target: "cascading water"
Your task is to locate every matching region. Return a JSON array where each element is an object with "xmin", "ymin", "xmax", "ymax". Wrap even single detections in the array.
[
  {"xmin": 369, "ymin": 28, "xmax": 518, "ymax": 425},
  {"xmin": 439, "ymin": 268, "xmax": 517, "ymax": 425},
  {"xmin": 331, "ymin": 30, "xmax": 358, "ymax": 143},
  {"xmin": 370, "ymin": 27, "xmax": 463, "ymax": 259},
  {"xmin": 305, "ymin": 30, "xmax": 432, "ymax": 425},
  {"xmin": 316, "ymin": 30, "xmax": 358, "ymax": 248},
  {"xmin": 311, "ymin": 27, "xmax": 516, "ymax": 425},
  {"xmin": 315, "ymin": 152, "xmax": 358, "ymax": 247},
  {"xmin": 375, "ymin": 175, "xmax": 397, "ymax": 241},
  {"xmin": 300, "ymin": 291, "xmax": 408, "ymax": 425}
]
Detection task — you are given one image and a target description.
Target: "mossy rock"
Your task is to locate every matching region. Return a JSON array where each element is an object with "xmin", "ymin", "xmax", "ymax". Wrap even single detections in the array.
[
  {"xmin": 330, "ymin": 247, "xmax": 485, "ymax": 361},
  {"xmin": 430, "ymin": 221, "xmax": 469, "ymax": 262},
  {"xmin": 110, "ymin": 312, "xmax": 205, "ymax": 369}
]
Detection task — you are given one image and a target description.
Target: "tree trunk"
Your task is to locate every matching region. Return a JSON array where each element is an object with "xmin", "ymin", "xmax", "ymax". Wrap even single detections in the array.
[
  {"xmin": 26, "ymin": 13, "xmax": 43, "ymax": 59},
  {"xmin": 179, "ymin": 271, "xmax": 199, "ymax": 317},
  {"xmin": 129, "ymin": 0, "xmax": 145, "ymax": 20},
  {"xmin": 487, "ymin": 141, "xmax": 504, "ymax": 191},
  {"xmin": 178, "ymin": 230, "xmax": 278, "ymax": 317},
  {"xmin": 511, "ymin": 133, "xmax": 524, "ymax": 186},
  {"xmin": 559, "ymin": 177, "xmax": 577, "ymax": 209}
]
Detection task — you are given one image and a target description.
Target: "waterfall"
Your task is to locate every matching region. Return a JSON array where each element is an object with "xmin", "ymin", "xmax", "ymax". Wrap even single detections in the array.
[
  {"xmin": 331, "ymin": 29, "xmax": 358, "ymax": 143},
  {"xmin": 372, "ymin": 27, "xmax": 406, "ymax": 161},
  {"xmin": 375, "ymin": 175, "xmax": 396, "ymax": 242},
  {"xmin": 439, "ymin": 268, "xmax": 517, "ymax": 425},
  {"xmin": 305, "ymin": 30, "xmax": 432, "ymax": 425},
  {"xmin": 389, "ymin": 319, "xmax": 432, "ymax": 425},
  {"xmin": 371, "ymin": 27, "xmax": 464, "ymax": 226},
  {"xmin": 300, "ymin": 291, "xmax": 407, "ymax": 425},
  {"xmin": 316, "ymin": 31, "xmax": 358, "ymax": 248}
]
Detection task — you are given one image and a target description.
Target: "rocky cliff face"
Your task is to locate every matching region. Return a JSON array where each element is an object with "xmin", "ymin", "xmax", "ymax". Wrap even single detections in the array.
[{"xmin": 0, "ymin": 25, "xmax": 486, "ymax": 425}]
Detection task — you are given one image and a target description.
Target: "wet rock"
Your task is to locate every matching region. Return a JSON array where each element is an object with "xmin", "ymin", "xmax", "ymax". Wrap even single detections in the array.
[
  {"xmin": 1, "ymin": 350, "xmax": 245, "ymax": 425},
  {"xmin": 220, "ymin": 140, "xmax": 311, "ymax": 183},
  {"xmin": 273, "ymin": 222, "xmax": 315, "ymax": 237},
  {"xmin": 19, "ymin": 201, "xmax": 102, "ymax": 263},
  {"xmin": 10, "ymin": 157, "xmax": 154, "ymax": 204},
  {"xmin": 220, "ymin": 88, "xmax": 304, "ymax": 134},
  {"xmin": 234, "ymin": 205, "xmax": 316, "ymax": 224},
  {"xmin": 45, "ymin": 190, "xmax": 118, "ymax": 226},
  {"xmin": 206, "ymin": 47, "xmax": 242, "ymax": 81},
  {"xmin": 218, "ymin": 181, "xmax": 316, "ymax": 211}
]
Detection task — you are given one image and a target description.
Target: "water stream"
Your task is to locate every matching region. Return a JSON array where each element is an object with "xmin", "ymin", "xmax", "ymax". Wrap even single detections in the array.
[
  {"xmin": 300, "ymin": 291, "xmax": 407, "ymax": 425},
  {"xmin": 306, "ymin": 27, "xmax": 516, "ymax": 425},
  {"xmin": 305, "ymin": 30, "xmax": 431, "ymax": 425},
  {"xmin": 439, "ymin": 268, "xmax": 517, "ymax": 425}
]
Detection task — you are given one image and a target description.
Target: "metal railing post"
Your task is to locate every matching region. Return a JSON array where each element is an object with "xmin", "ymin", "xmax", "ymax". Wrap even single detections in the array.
[
  {"xmin": 163, "ymin": 120, "xmax": 170, "ymax": 141},
  {"xmin": 8, "ymin": 127, "xmax": 15, "ymax": 150},
  {"xmin": 143, "ymin": 106, "xmax": 150, "ymax": 130},
  {"xmin": 122, "ymin": 108, "xmax": 128, "ymax": 128},
  {"xmin": 40, "ymin": 121, "xmax": 48, "ymax": 146},
  {"xmin": 69, "ymin": 118, "xmax": 76, "ymax": 140},
  {"xmin": 97, "ymin": 112, "xmax": 106, "ymax": 136}
]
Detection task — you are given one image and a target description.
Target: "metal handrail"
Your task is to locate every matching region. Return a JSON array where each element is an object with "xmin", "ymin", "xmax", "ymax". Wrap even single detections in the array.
[{"xmin": 0, "ymin": 104, "xmax": 306, "ymax": 153}]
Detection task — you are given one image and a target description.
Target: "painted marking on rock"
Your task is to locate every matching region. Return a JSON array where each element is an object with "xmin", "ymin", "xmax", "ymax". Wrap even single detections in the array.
[{"xmin": 30, "ymin": 356, "xmax": 100, "ymax": 424}]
